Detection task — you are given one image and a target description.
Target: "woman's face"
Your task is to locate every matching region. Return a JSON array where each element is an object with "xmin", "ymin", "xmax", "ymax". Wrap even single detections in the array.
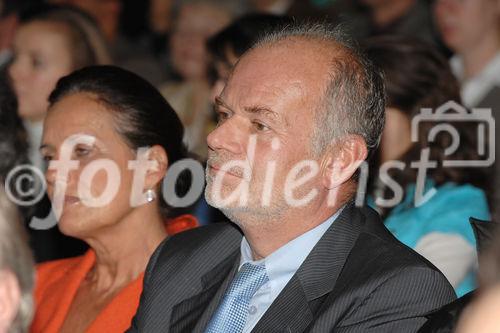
[
  {"xmin": 8, "ymin": 21, "xmax": 73, "ymax": 122},
  {"xmin": 379, "ymin": 107, "xmax": 412, "ymax": 164},
  {"xmin": 41, "ymin": 93, "xmax": 140, "ymax": 238},
  {"xmin": 434, "ymin": 0, "xmax": 500, "ymax": 53},
  {"xmin": 170, "ymin": 4, "xmax": 230, "ymax": 81}
]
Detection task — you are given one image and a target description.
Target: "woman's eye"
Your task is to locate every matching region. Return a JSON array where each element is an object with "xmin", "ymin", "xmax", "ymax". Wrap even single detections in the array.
[
  {"xmin": 74, "ymin": 147, "xmax": 91, "ymax": 157},
  {"xmin": 42, "ymin": 155, "xmax": 53, "ymax": 162},
  {"xmin": 31, "ymin": 57, "xmax": 44, "ymax": 69}
]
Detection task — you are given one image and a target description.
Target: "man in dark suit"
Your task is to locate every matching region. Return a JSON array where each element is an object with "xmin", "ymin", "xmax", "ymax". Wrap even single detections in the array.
[{"xmin": 128, "ymin": 22, "xmax": 456, "ymax": 332}]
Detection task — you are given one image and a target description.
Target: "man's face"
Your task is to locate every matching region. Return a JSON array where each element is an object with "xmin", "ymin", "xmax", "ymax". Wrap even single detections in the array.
[{"xmin": 205, "ymin": 41, "xmax": 331, "ymax": 223}]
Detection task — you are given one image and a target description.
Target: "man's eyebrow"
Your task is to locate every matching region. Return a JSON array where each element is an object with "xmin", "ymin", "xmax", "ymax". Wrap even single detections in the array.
[
  {"xmin": 215, "ymin": 96, "xmax": 284, "ymax": 125},
  {"xmin": 214, "ymin": 97, "xmax": 233, "ymax": 112},
  {"xmin": 243, "ymin": 105, "xmax": 280, "ymax": 120}
]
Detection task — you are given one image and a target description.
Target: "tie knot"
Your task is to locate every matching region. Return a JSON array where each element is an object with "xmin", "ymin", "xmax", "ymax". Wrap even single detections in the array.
[{"xmin": 227, "ymin": 263, "xmax": 269, "ymax": 300}]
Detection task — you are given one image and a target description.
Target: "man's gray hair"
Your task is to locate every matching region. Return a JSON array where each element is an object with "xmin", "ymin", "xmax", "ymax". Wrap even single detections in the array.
[
  {"xmin": 253, "ymin": 22, "xmax": 386, "ymax": 157},
  {"xmin": 0, "ymin": 186, "xmax": 34, "ymax": 333}
]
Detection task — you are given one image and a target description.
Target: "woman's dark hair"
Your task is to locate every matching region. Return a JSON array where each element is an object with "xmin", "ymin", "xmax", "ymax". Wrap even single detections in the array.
[
  {"xmin": 48, "ymin": 65, "xmax": 190, "ymax": 218},
  {"xmin": 364, "ymin": 36, "xmax": 488, "ymax": 217}
]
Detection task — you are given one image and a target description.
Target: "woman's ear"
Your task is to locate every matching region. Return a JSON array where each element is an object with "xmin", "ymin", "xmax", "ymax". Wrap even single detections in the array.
[
  {"xmin": 321, "ymin": 135, "xmax": 367, "ymax": 190},
  {"xmin": 0, "ymin": 269, "xmax": 21, "ymax": 333},
  {"xmin": 143, "ymin": 145, "xmax": 169, "ymax": 190}
]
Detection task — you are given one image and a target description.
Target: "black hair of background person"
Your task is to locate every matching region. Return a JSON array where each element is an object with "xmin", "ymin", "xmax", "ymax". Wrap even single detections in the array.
[
  {"xmin": 0, "ymin": 74, "xmax": 28, "ymax": 182},
  {"xmin": 0, "ymin": 73, "xmax": 86, "ymax": 262},
  {"xmin": 363, "ymin": 35, "xmax": 489, "ymax": 219},
  {"xmin": 49, "ymin": 65, "xmax": 194, "ymax": 218},
  {"xmin": 207, "ymin": 13, "xmax": 294, "ymax": 70},
  {"xmin": 119, "ymin": 0, "xmax": 149, "ymax": 40},
  {"xmin": 0, "ymin": 0, "xmax": 43, "ymax": 18},
  {"xmin": 340, "ymin": 0, "xmax": 451, "ymax": 58}
]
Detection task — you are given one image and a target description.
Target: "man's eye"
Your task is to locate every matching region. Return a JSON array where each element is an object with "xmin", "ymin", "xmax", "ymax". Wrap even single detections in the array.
[
  {"xmin": 253, "ymin": 121, "xmax": 270, "ymax": 132},
  {"xmin": 217, "ymin": 111, "xmax": 230, "ymax": 122},
  {"xmin": 42, "ymin": 155, "xmax": 53, "ymax": 162}
]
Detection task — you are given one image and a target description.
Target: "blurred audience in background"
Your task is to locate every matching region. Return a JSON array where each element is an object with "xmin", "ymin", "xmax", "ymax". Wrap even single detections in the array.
[
  {"xmin": 0, "ymin": 75, "xmax": 29, "ymax": 202},
  {"xmin": 0, "ymin": 74, "xmax": 40, "ymax": 225},
  {"xmin": 248, "ymin": 0, "xmax": 338, "ymax": 20},
  {"xmin": 48, "ymin": 0, "xmax": 170, "ymax": 86},
  {"xmin": 0, "ymin": 72, "xmax": 69, "ymax": 264},
  {"xmin": 207, "ymin": 13, "xmax": 293, "ymax": 99},
  {"xmin": 365, "ymin": 36, "xmax": 490, "ymax": 297},
  {"xmin": 0, "ymin": 185, "xmax": 35, "ymax": 333},
  {"xmin": 0, "ymin": 0, "xmax": 43, "ymax": 72},
  {"xmin": 8, "ymin": 5, "xmax": 110, "ymax": 171},
  {"xmin": 249, "ymin": 0, "xmax": 295, "ymax": 14},
  {"xmin": 342, "ymin": 0, "xmax": 447, "ymax": 54},
  {"xmin": 434, "ymin": 0, "xmax": 500, "ymax": 110},
  {"xmin": 159, "ymin": 0, "xmax": 238, "ymax": 158},
  {"xmin": 0, "ymin": 1, "xmax": 20, "ymax": 70},
  {"xmin": 435, "ymin": 0, "xmax": 500, "ymax": 220},
  {"xmin": 49, "ymin": 0, "xmax": 121, "ymax": 42}
]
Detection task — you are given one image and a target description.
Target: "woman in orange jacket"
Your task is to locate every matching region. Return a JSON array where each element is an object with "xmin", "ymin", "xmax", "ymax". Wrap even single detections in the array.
[{"xmin": 30, "ymin": 65, "xmax": 199, "ymax": 333}]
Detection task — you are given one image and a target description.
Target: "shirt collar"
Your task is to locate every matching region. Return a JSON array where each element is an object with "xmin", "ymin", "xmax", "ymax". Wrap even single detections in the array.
[
  {"xmin": 239, "ymin": 206, "xmax": 345, "ymax": 281},
  {"xmin": 451, "ymin": 53, "xmax": 500, "ymax": 107},
  {"xmin": 451, "ymin": 53, "xmax": 500, "ymax": 81}
]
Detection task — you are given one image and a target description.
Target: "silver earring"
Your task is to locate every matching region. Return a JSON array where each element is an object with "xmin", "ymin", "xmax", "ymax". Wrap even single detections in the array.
[{"xmin": 145, "ymin": 189, "xmax": 156, "ymax": 203}]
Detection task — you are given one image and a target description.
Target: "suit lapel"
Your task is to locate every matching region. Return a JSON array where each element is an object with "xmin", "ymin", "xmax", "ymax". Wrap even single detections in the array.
[
  {"xmin": 252, "ymin": 202, "xmax": 363, "ymax": 333},
  {"xmin": 169, "ymin": 250, "xmax": 240, "ymax": 333}
]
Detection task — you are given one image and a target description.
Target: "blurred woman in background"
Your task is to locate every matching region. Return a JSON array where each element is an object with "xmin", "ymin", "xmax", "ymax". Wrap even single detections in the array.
[
  {"xmin": 31, "ymin": 65, "xmax": 197, "ymax": 333},
  {"xmin": 365, "ymin": 36, "xmax": 490, "ymax": 297},
  {"xmin": 159, "ymin": 0, "xmax": 237, "ymax": 158},
  {"xmin": 434, "ymin": 0, "xmax": 500, "ymax": 110},
  {"xmin": 8, "ymin": 6, "xmax": 111, "ymax": 171}
]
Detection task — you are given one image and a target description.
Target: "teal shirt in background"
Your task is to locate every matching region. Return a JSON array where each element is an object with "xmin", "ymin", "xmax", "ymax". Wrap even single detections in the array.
[{"xmin": 371, "ymin": 181, "xmax": 490, "ymax": 297}]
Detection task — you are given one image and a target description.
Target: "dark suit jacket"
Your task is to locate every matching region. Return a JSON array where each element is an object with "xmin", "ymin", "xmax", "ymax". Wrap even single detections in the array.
[{"xmin": 128, "ymin": 203, "xmax": 456, "ymax": 332}]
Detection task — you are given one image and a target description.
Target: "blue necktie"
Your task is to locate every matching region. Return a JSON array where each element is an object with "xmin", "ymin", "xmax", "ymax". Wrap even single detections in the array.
[{"xmin": 204, "ymin": 263, "xmax": 269, "ymax": 333}]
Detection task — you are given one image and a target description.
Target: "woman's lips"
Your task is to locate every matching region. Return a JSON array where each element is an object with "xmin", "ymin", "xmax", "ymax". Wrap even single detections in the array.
[{"xmin": 64, "ymin": 195, "xmax": 81, "ymax": 206}]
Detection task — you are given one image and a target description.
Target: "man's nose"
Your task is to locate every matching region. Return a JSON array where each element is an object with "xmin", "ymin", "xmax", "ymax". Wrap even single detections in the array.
[{"xmin": 207, "ymin": 118, "xmax": 244, "ymax": 155}]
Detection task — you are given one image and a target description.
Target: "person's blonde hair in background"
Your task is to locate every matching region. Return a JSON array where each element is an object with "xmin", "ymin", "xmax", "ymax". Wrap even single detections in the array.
[{"xmin": 0, "ymin": 186, "xmax": 35, "ymax": 333}]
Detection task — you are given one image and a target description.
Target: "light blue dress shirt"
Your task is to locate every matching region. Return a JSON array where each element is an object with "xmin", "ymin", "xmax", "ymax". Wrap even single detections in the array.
[{"xmin": 238, "ymin": 208, "xmax": 343, "ymax": 333}]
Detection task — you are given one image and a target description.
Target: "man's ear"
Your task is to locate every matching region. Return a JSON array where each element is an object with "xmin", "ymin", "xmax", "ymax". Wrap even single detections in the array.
[
  {"xmin": 0, "ymin": 269, "xmax": 21, "ymax": 333},
  {"xmin": 143, "ymin": 145, "xmax": 169, "ymax": 190},
  {"xmin": 320, "ymin": 135, "xmax": 367, "ymax": 189}
]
